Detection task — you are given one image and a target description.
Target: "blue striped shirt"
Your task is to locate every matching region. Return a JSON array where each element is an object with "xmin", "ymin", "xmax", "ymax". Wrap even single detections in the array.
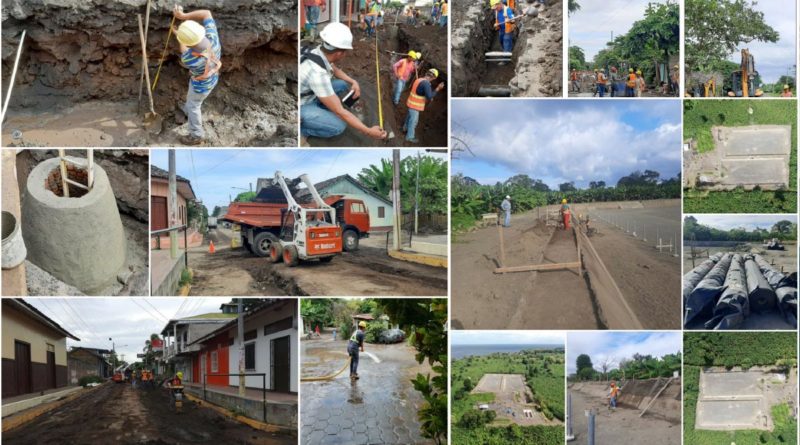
[{"xmin": 181, "ymin": 18, "xmax": 222, "ymax": 94}]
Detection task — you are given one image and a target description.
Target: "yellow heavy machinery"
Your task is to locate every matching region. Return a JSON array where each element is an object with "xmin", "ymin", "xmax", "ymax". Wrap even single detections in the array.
[{"xmin": 728, "ymin": 49, "xmax": 763, "ymax": 97}]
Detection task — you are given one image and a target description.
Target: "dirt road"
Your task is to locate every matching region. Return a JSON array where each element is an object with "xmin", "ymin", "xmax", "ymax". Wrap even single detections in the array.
[
  {"xmin": 190, "ymin": 228, "xmax": 447, "ymax": 296},
  {"xmin": 3, "ymin": 383, "xmax": 293, "ymax": 444}
]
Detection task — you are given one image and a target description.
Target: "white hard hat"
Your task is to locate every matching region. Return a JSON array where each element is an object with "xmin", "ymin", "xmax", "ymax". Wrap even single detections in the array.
[
  {"xmin": 176, "ymin": 20, "xmax": 205, "ymax": 47},
  {"xmin": 319, "ymin": 22, "xmax": 353, "ymax": 50},
  {"xmin": 506, "ymin": 195, "xmax": 511, "ymax": 199}
]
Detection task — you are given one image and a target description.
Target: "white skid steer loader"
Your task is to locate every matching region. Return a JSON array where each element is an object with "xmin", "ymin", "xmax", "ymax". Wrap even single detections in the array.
[{"xmin": 268, "ymin": 171, "xmax": 343, "ymax": 266}]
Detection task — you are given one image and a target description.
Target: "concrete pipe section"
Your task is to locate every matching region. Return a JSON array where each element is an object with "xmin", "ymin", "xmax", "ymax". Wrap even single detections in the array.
[
  {"xmin": 2, "ymin": 211, "xmax": 27, "ymax": 269},
  {"xmin": 22, "ymin": 156, "xmax": 126, "ymax": 294}
]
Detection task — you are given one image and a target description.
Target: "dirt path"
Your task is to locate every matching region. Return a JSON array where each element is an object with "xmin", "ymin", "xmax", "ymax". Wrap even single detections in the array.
[{"xmin": 3, "ymin": 383, "xmax": 293, "ymax": 444}]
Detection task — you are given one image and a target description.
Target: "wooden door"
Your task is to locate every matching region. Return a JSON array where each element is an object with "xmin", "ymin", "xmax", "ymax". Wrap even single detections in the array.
[
  {"xmin": 271, "ymin": 336, "xmax": 291, "ymax": 392},
  {"xmin": 151, "ymin": 196, "xmax": 168, "ymax": 231},
  {"xmin": 15, "ymin": 341, "xmax": 31, "ymax": 395},
  {"xmin": 46, "ymin": 350, "xmax": 56, "ymax": 389}
]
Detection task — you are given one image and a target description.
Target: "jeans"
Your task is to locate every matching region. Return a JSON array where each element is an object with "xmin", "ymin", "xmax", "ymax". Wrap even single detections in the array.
[
  {"xmin": 610, "ymin": 396, "xmax": 617, "ymax": 408},
  {"xmin": 183, "ymin": 82, "xmax": 211, "ymax": 138},
  {"xmin": 393, "ymin": 78, "xmax": 407, "ymax": 105},
  {"xmin": 365, "ymin": 16, "xmax": 375, "ymax": 36},
  {"xmin": 626, "ymin": 86, "xmax": 635, "ymax": 97},
  {"xmin": 499, "ymin": 31, "xmax": 514, "ymax": 52},
  {"xmin": 305, "ymin": 6, "xmax": 320, "ymax": 30},
  {"xmin": 439, "ymin": 16, "xmax": 447, "ymax": 27},
  {"xmin": 571, "ymin": 80, "xmax": 579, "ymax": 92},
  {"xmin": 349, "ymin": 348, "xmax": 359, "ymax": 375},
  {"xmin": 598, "ymin": 84, "xmax": 606, "ymax": 97},
  {"xmin": 404, "ymin": 108, "xmax": 420, "ymax": 141},
  {"xmin": 301, "ymin": 79, "xmax": 350, "ymax": 138},
  {"xmin": 504, "ymin": 210, "xmax": 510, "ymax": 227}
]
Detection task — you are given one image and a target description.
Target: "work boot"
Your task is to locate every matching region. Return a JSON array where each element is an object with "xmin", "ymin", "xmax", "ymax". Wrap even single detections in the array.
[{"xmin": 179, "ymin": 134, "xmax": 205, "ymax": 146}]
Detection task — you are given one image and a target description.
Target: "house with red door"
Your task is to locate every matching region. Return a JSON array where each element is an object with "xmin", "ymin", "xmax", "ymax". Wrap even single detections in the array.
[{"xmin": 160, "ymin": 311, "xmax": 237, "ymax": 382}]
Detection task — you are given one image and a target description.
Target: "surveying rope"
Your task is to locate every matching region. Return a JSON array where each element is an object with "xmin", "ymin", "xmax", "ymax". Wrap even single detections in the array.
[
  {"xmin": 151, "ymin": 15, "xmax": 176, "ymax": 92},
  {"xmin": 375, "ymin": 25, "xmax": 384, "ymax": 129},
  {"xmin": 301, "ymin": 356, "xmax": 352, "ymax": 382}
]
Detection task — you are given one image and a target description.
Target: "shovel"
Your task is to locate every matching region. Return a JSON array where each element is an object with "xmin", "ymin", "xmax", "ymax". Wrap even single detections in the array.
[{"xmin": 137, "ymin": 14, "xmax": 161, "ymax": 128}]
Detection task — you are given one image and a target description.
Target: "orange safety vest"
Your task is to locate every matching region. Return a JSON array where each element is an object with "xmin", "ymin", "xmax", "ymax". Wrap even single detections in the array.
[
  {"xmin": 495, "ymin": 6, "xmax": 514, "ymax": 33},
  {"xmin": 610, "ymin": 386, "xmax": 619, "ymax": 397},
  {"xmin": 441, "ymin": 2, "xmax": 448, "ymax": 15},
  {"xmin": 597, "ymin": 72, "xmax": 606, "ymax": 85},
  {"xmin": 626, "ymin": 73, "xmax": 636, "ymax": 88},
  {"xmin": 406, "ymin": 78, "xmax": 427, "ymax": 111},
  {"xmin": 190, "ymin": 49, "xmax": 222, "ymax": 82},
  {"xmin": 570, "ymin": 72, "xmax": 577, "ymax": 81}
]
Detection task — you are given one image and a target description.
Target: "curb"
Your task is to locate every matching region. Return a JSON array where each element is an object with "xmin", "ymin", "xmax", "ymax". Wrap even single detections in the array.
[
  {"xmin": 182, "ymin": 391, "xmax": 297, "ymax": 436},
  {"xmin": 1, "ymin": 383, "xmax": 106, "ymax": 432},
  {"xmin": 388, "ymin": 249, "xmax": 448, "ymax": 268}
]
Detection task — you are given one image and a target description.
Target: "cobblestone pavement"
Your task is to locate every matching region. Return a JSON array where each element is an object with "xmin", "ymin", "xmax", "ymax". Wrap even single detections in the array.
[{"xmin": 301, "ymin": 337, "xmax": 434, "ymax": 445}]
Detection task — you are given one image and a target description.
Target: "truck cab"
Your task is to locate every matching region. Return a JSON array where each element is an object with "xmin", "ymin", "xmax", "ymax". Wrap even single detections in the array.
[{"xmin": 331, "ymin": 197, "xmax": 371, "ymax": 251}]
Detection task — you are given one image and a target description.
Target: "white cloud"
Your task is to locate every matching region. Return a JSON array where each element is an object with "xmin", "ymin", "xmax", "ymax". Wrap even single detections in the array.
[
  {"xmin": 566, "ymin": 332, "xmax": 682, "ymax": 374},
  {"xmin": 452, "ymin": 330, "xmax": 566, "ymax": 346}
]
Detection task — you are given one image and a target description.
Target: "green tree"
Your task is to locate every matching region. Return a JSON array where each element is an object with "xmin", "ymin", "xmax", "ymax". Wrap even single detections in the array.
[
  {"xmin": 234, "ymin": 191, "xmax": 257, "ymax": 202},
  {"xmin": 685, "ymin": 0, "xmax": 780, "ymax": 72},
  {"xmin": 569, "ymin": 46, "xmax": 587, "ymax": 70},
  {"xmin": 568, "ymin": 0, "xmax": 580, "ymax": 15},
  {"xmin": 358, "ymin": 155, "xmax": 448, "ymax": 215},
  {"xmin": 300, "ymin": 299, "xmax": 333, "ymax": 329}
]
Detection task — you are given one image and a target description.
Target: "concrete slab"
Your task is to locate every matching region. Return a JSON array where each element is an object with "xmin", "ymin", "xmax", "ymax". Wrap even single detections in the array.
[
  {"xmin": 720, "ymin": 159, "xmax": 790, "ymax": 186},
  {"xmin": 718, "ymin": 125, "xmax": 792, "ymax": 156},
  {"xmin": 695, "ymin": 369, "xmax": 787, "ymax": 431}
]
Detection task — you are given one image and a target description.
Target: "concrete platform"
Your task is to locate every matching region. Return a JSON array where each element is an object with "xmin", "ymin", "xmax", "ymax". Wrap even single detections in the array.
[{"xmin": 695, "ymin": 370, "xmax": 777, "ymax": 431}]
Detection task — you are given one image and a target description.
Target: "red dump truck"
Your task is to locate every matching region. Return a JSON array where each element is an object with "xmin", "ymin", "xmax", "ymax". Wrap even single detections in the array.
[{"xmin": 223, "ymin": 195, "xmax": 371, "ymax": 257}]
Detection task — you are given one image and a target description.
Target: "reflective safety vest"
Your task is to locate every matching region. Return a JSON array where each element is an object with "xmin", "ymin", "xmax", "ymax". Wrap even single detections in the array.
[
  {"xmin": 441, "ymin": 2, "xmax": 448, "ymax": 15},
  {"xmin": 626, "ymin": 73, "xmax": 637, "ymax": 88},
  {"xmin": 190, "ymin": 48, "xmax": 222, "ymax": 82},
  {"xmin": 406, "ymin": 78, "xmax": 427, "ymax": 111},
  {"xmin": 610, "ymin": 386, "xmax": 619, "ymax": 397},
  {"xmin": 495, "ymin": 6, "xmax": 514, "ymax": 33},
  {"xmin": 570, "ymin": 72, "xmax": 577, "ymax": 81},
  {"xmin": 597, "ymin": 72, "xmax": 606, "ymax": 85}
]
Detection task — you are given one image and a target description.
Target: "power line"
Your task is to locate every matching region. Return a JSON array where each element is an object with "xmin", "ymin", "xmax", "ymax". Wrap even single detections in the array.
[
  {"xmin": 37, "ymin": 299, "xmax": 68, "ymax": 331},
  {"xmin": 141, "ymin": 298, "xmax": 170, "ymax": 323},
  {"xmin": 129, "ymin": 298, "xmax": 169, "ymax": 328},
  {"xmin": 53, "ymin": 299, "xmax": 91, "ymax": 341},
  {"xmin": 172, "ymin": 298, "xmax": 189, "ymax": 320},
  {"xmin": 189, "ymin": 149, "xmax": 199, "ymax": 190},
  {"xmin": 197, "ymin": 150, "xmax": 247, "ymax": 176},
  {"xmin": 326, "ymin": 150, "xmax": 343, "ymax": 178},
  {"xmin": 62, "ymin": 298, "xmax": 96, "ymax": 339}
]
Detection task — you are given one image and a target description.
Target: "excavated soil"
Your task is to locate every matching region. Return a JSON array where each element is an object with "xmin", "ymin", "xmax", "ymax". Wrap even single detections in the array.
[
  {"xmin": 452, "ymin": 0, "xmax": 562, "ymax": 97},
  {"xmin": 306, "ymin": 22, "xmax": 447, "ymax": 147},
  {"xmin": 1, "ymin": 0, "xmax": 297, "ymax": 147}
]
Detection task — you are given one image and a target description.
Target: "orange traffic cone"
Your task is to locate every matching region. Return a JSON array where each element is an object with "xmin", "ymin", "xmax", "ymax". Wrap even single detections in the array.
[{"xmin": 209, "ymin": 241, "xmax": 215, "ymax": 254}]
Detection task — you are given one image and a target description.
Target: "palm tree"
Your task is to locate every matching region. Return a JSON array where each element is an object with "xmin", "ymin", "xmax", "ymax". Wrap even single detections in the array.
[{"xmin": 568, "ymin": 0, "xmax": 580, "ymax": 14}]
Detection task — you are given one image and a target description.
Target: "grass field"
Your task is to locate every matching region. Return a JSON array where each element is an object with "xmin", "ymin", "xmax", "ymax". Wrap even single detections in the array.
[
  {"xmin": 683, "ymin": 99, "xmax": 797, "ymax": 213},
  {"xmin": 684, "ymin": 332, "xmax": 798, "ymax": 445},
  {"xmin": 451, "ymin": 349, "xmax": 565, "ymax": 445}
]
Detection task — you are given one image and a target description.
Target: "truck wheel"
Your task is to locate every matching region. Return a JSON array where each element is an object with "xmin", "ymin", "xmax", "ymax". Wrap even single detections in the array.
[
  {"xmin": 283, "ymin": 245, "xmax": 299, "ymax": 267},
  {"xmin": 343, "ymin": 229, "xmax": 359, "ymax": 252},
  {"xmin": 253, "ymin": 232, "xmax": 278, "ymax": 257},
  {"xmin": 269, "ymin": 244, "xmax": 284, "ymax": 263},
  {"xmin": 319, "ymin": 256, "xmax": 334, "ymax": 263}
]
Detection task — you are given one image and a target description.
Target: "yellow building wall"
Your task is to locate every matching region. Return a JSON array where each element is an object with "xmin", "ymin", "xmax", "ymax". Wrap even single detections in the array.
[{"xmin": 2, "ymin": 305, "xmax": 69, "ymax": 366}]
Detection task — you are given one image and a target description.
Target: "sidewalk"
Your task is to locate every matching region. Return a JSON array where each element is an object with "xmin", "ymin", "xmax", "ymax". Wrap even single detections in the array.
[{"xmin": 2, "ymin": 385, "xmax": 83, "ymax": 418}]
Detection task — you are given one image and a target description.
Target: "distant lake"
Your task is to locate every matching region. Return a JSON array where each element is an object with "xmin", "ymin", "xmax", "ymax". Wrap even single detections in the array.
[{"xmin": 452, "ymin": 344, "xmax": 563, "ymax": 359}]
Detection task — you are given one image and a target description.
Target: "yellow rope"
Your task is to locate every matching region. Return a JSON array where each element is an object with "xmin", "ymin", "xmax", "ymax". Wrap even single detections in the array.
[
  {"xmin": 300, "ymin": 356, "xmax": 351, "ymax": 382},
  {"xmin": 151, "ymin": 15, "xmax": 176, "ymax": 92},
  {"xmin": 375, "ymin": 25, "xmax": 384, "ymax": 129}
]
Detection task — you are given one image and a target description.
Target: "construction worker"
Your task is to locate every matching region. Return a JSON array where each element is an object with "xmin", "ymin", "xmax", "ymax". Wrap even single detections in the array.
[
  {"xmin": 364, "ymin": 0, "xmax": 381, "ymax": 37},
  {"xmin": 404, "ymin": 68, "xmax": 444, "ymax": 143},
  {"xmin": 782, "ymin": 84, "xmax": 794, "ymax": 97},
  {"xmin": 439, "ymin": 0, "xmax": 448, "ymax": 27},
  {"xmin": 501, "ymin": 195, "xmax": 511, "ymax": 227},
  {"xmin": 304, "ymin": 0, "xmax": 327, "ymax": 41},
  {"xmin": 492, "ymin": 0, "xmax": 515, "ymax": 54},
  {"xmin": 560, "ymin": 198, "xmax": 570, "ymax": 230},
  {"xmin": 608, "ymin": 66, "xmax": 618, "ymax": 97},
  {"xmin": 300, "ymin": 23, "xmax": 387, "ymax": 141},
  {"xmin": 431, "ymin": 2, "xmax": 440, "ymax": 23},
  {"xmin": 670, "ymin": 64, "xmax": 680, "ymax": 96},
  {"xmin": 625, "ymin": 68, "xmax": 637, "ymax": 97},
  {"xmin": 570, "ymin": 69, "xmax": 579, "ymax": 93},
  {"xmin": 173, "ymin": 6, "xmax": 222, "ymax": 146},
  {"xmin": 609, "ymin": 381, "xmax": 621, "ymax": 410},
  {"xmin": 636, "ymin": 70, "xmax": 645, "ymax": 97},
  {"xmin": 405, "ymin": 6, "xmax": 415, "ymax": 25},
  {"xmin": 596, "ymin": 69, "xmax": 607, "ymax": 97},
  {"xmin": 392, "ymin": 51, "xmax": 422, "ymax": 105},
  {"xmin": 348, "ymin": 321, "xmax": 367, "ymax": 380},
  {"xmin": 168, "ymin": 371, "xmax": 183, "ymax": 387}
]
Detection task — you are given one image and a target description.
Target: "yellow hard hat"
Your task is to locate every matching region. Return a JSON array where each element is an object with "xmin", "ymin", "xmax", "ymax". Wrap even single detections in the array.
[
  {"xmin": 176, "ymin": 20, "xmax": 206, "ymax": 47},
  {"xmin": 176, "ymin": 371, "xmax": 183, "ymax": 379},
  {"xmin": 784, "ymin": 84, "xmax": 790, "ymax": 89},
  {"xmin": 490, "ymin": 0, "xmax": 500, "ymax": 7},
  {"xmin": 358, "ymin": 321, "xmax": 367, "ymax": 328},
  {"xmin": 427, "ymin": 68, "xmax": 439, "ymax": 78},
  {"xmin": 629, "ymin": 68, "xmax": 634, "ymax": 73},
  {"xmin": 408, "ymin": 50, "xmax": 421, "ymax": 60},
  {"xmin": 636, "ymin": 70, "xmax": 642, "ymax": 75},
  {"xmin": 561, "ymin": 198, "xmax": 567, "ymax": 204},
  {"xmin": 674, "ymin": 64, "xmax": 679, "ymax": 69}
]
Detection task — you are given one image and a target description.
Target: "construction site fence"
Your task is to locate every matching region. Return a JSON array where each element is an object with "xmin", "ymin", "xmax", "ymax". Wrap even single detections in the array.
[
  {"xmin": 587, "ymin": 212, "xmax": 679, "ymax": 257},
  {"xmin": 150, "ymin": 224, "xmax": 189, "ymax": 269},
  {"xmin": 203, "ymin": 372, "xmax": 267, "ymax": 423}
]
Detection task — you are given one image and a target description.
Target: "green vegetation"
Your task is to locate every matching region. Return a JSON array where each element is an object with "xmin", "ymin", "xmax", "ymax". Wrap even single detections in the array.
[
  {"xmin": 451, "ymin": 349, "xmax": 565, "ymax": 445},
  {"xmin": 178, "ymin": 268, "xmax": 193, "ymax": 287},
  {"xmin": 684, "ymin": 332, "xmax": 797, "ymax": 445},
  {"xmin": 233, "ymin": 191, "xmax": 256, "ymax": 202},
  {"xmin": 683, "ymin": 100, "xmax": 797, "ymax": 213},
  {"xmin": 684, "ymin": 216, "xmax": 797, "ymax": 242},
  {"xmin": 572, "ymin": 352, "xmax": 681, "ymax": 381},
  {"xmin": 358, "ymin": 155, "xmax": 448, "ymax": 216},
  {"xmin": 451, "ymin": 171, "xmax": 679, "ymax": 234}
]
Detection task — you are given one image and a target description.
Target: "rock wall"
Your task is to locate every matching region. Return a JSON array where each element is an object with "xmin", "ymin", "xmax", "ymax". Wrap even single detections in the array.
[
  {"xmin": 510, "ymin": 0, "xmax": 562, "ymax": 96},
  {"xmin": 451, "ymin": 2, "xmax": 494, "ymax": 97}
]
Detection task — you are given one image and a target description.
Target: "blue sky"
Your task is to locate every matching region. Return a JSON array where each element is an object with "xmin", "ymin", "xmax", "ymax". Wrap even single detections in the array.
[
  {"xmin": 150, "ymin": 149, "xmax": 446, "ymax": 210},
  {"xmin": 566, "ymin": 331, "xmax": 681, "ymax": 374},
  {"xmin": 452, "ymin": 100, "xmax": 681, "ymax": 188},
  {"xmin": 687, "ymin": 214, "xmax": 797, "ymax": 232},
  {"xmin": 451, "ymin": 330, "xmax": 565, "ymax": 346}
]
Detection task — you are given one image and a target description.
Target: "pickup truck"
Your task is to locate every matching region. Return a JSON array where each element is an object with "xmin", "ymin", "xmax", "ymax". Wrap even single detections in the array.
[{"xmin": 223, "ymin": 194, "xmax": 371, "ymax": 257}]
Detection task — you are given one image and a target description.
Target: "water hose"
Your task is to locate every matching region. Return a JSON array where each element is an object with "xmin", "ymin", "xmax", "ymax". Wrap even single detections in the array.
[
  {"xmin": 301, "ymin": 356, "xmax": 351, "ymax": 382},
  {"xmin": 151, "ymin": 15, "xmax": 176, "ymax": 92}
]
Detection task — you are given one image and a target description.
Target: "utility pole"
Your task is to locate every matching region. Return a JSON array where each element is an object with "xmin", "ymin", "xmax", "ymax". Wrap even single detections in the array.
[
  {"xmin": 168, "ymin": 149, "xmax": 178, "ymax": 259},
  {"xmin": 414, "ymin": 151, "xmax": 420, "ymax": 235},
  {"xmin": 391, "ymin": 149, "xmax": 401, "ymax": 251},
  {"xmin": 238, "ymin": 298, "xmax": 245, "ymax": 396}
]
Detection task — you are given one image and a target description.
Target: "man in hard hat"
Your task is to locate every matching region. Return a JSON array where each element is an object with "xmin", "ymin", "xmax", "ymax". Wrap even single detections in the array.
[
  {"xmin": 625, "ymin": 68, "xmax": 637, "ymax": 97},
  {"xmin": 304, "ymin": 0, "xmax": 327, "ymax": 41},
  {"xmin": 501, "ymin": 195, "xmax": 511, "ymax": 227},
  {"xmin": 300, "ymin": 23, "xmax": 387, "ymax": 141},
  {"xmin": 173, "ymin": 6, "xmax": 222, "ymax": 146},
  {"xmin": 560, "ymin": 198, "xmax": 571, "ymax": 230},
  {"xmin": 608, "ymin": 381, "xmax": 621, "ymax": 410},
  {"xmin": 404, "ymin": 68, "xmax": 444, "ymax": 143},
  {"xmin": 570, "ymin": 69, "xmax": 579, "ymax": 93},
  {"xmin": 364, "ymin": 0, "xmax": 382, "ymax": 38},
  {"xmin": 439, "ymin": 0, "xmax": 449, "ymax": 27},
  {"xmin": 392, "ymin": 51, "xmax": 421, "ymax": 105},
  {"xmin": 348, "ymin": 321, "xmax": 367, "ymax": 380},
  {"xmin": 596, "ymin": 69, "xmax": 607, "ymax": 98},
  {"xmin": 635, "ymin": 70, "xmax": 645, "ymax": 97},
  {"xmin": 782, "ymin": 84, "xmax": 794, "ymax": 97},
  {"xmin": 608, "ymin": 66, "xmax": 618, "ymax": 97},
  {"xmin": 492, "ymin": 0, "xmax": 515, "ymax": 55}
]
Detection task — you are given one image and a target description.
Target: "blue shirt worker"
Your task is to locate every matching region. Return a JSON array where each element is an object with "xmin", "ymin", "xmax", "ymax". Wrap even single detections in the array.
[
  {"xmin": 300, "ymin": 23, "xmax": 387, "ymax": 141},
  {"xmin": 348, "ymin": 321, "xmax": 367, "ymax": 380},
  {"xmin": 501, "ymin": 195, "xmax": 511, "ymax": 227},
  {"xmin": 492, "ymin": 0, "xmax": 515, "ymax": 54},
  {"xmin": 404, "ymin": 68, "xmax": 444, "ymax": 143},
  {"xmin": 173, "ymin": 6, "xmax": 222, "ymax": 146}
]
